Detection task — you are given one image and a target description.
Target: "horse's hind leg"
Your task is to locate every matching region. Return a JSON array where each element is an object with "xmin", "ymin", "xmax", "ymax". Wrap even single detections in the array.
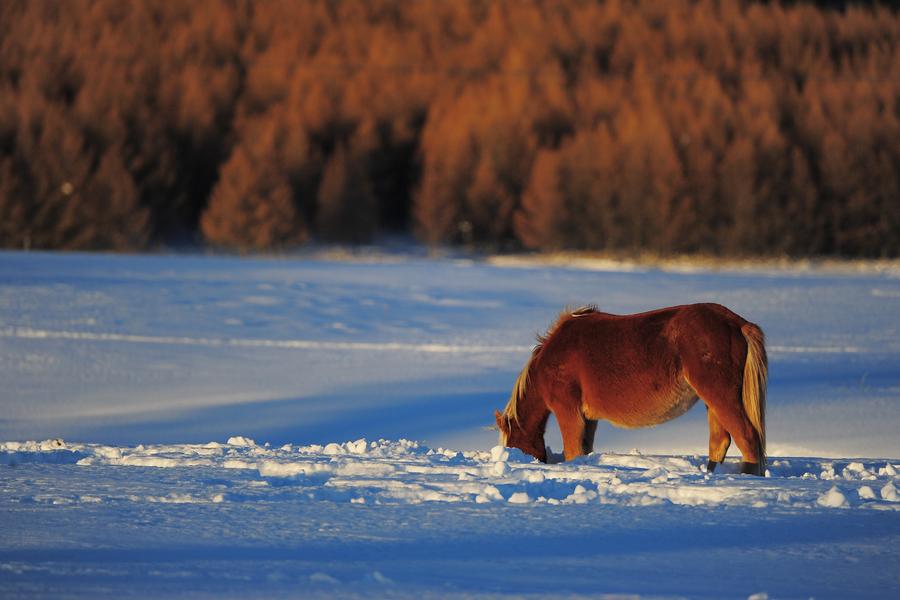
[
  {"xmin": 706, "ymin": 408, "xmax": 731, "ymax": 473},
  {"xmin": 704, "ymin": 397, "xmax": 762, "ymax": 475},
  {"xmin": 582, "ymin": 419, "xmax": 598, "ymax": 455},
  {"xmin": 686, "ymin": 374, "xmax": 763, "ymax": 475}
]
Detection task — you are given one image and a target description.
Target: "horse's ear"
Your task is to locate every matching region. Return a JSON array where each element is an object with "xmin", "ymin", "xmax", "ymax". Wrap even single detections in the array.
[{"xmin": 494, "ymin": 410, "xmax": 509, "ymax": 435}]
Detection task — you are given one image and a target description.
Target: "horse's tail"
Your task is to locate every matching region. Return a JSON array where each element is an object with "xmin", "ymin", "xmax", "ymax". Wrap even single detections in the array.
[{"xmin": 741, "ymin": 322, "xmax": 768, "ymax": 471}]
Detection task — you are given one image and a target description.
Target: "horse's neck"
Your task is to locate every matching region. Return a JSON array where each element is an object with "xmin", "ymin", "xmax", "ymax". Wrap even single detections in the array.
[{"xmin": 519, "ymin": 379, "xmax": 550, "ymax": 436}]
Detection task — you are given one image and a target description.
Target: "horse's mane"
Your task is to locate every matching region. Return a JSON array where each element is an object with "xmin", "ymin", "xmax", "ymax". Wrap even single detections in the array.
[{"xmin": 502, "ymin": 305, "xmax": 598, "ymax": 426}]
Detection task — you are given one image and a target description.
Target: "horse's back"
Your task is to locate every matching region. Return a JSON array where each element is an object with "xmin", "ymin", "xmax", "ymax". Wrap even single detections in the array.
[
  {"xmin": 536, "ymin": 303, "xmax": 750, "ymax": 428},
  {"xmin": 550, "ymin": 302, "xmax": 744, "ymax": 355}
]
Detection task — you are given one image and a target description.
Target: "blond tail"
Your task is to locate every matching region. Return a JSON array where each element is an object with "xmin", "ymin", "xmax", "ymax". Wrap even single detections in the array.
[{"xmin": 741, "ymin": 322, "xmax": 768, "ymax": 470}]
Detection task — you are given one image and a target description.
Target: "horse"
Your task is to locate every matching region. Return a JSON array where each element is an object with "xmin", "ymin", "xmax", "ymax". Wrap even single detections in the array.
[{"xmin": 494, "ymin": 303, "xmax": 768, "ymax": 475}]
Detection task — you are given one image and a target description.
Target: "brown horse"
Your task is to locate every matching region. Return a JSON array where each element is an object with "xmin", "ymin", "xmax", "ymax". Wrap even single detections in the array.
[{"xmin": 495, "ymin": 303, "xmax": 768, "ymax": 475}]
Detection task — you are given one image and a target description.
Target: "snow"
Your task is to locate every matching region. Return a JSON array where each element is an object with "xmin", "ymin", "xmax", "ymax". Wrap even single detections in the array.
[
  {"xmin": 882, "ymin": 481, "xmax": 899, "ymax": 502},
  {"xmin": 817, "ymin": 486, "xmax": 849, "ymax": 508},
  {"xmin": 1, "ymin": 250, "xmax": 900, "ymax": 598}
]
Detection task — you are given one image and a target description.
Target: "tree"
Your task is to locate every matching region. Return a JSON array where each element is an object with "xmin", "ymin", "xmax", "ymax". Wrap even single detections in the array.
[
  {"xmin": 0, "ymin": 93, "xmax": 148, "ymax": 250},
  {"xmin": 201, "ymin": 139, "xmax": 307, "ymax": 251}
]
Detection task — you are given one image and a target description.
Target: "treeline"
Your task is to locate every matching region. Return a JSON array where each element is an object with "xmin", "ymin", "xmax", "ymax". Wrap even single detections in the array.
[{"xmin": 1, "ymin": 0, "xmax": 899, "ymax": 256}]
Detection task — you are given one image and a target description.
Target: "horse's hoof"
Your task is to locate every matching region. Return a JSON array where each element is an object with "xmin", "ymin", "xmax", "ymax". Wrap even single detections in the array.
[
  {"xmin": 740, "ymin": 461, "xmax": 762, "ymax": 476},
  {"xmin": 706, "ymin": 460, "xmax": 719, "ymax": 473}
]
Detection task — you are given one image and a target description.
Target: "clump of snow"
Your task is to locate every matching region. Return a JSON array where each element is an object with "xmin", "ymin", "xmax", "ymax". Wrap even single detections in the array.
[
  {"xmin": 507, "ymin": 492, "xmax": 531, "ymax": 504},
  {"xmin": 858, "ymin": 486, "xmax": 877, "ymax": 500},
  {"xmin": 346, "ymin": 439, "xmax": 368, "ymax": 454},
  {"xmin": 817, "ymin": 486, "xmax": 849, "ymax": 508},
  {"xmin": 843, "ymin": 462, "xmax": 876, "ymax": 480},
  {"xmin": 1, "ymin": 439, "xmax": 65, "ymax": 452},
  {"xmin": 489, "ymin": 445, "xmax": 509, "ymax": 462},
  {"xmin": 488, "ymin": 445, "xmax": 533, "ymax": 464},
  {"xmin": 318, "ymin": 439, "xmax": 373, "ymax": 456},
  {"xmin": 564, "ymin": 485, "xmax": 598, "ymax": 504},
  {"xmin": 475, "ymin": 485, "xmax": 503, "ymax": 504},
  {"xmin": 0, "ymin": 439, "xmax": 85, "ymax": 466},
  {"xmin": 322, "ymin": 443, "xmax": 343, "ymax": 455},
  {"xmin": 881, "ymin": 481, "xmax": 898, "ymax": 502},
  {"xmin": 227, "ymin": 436, "xmax": 256, "ymax": 447}
]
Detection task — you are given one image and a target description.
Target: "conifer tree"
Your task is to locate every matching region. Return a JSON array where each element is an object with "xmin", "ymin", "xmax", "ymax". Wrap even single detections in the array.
[{"xmin": 202, "ymin": 142, "xmax": 307, "ymax": 251}]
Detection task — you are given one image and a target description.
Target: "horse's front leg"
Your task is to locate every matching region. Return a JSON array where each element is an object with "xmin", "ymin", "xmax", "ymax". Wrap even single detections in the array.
[{"xmin": 554, "ymin": 406, "xmax": 587, "ymax": 461}]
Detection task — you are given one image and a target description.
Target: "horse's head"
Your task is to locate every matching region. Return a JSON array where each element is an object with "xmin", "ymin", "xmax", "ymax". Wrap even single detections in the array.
[{"xmin": 494, "ymin": 409, "xmax": 547, "ymax": 463}]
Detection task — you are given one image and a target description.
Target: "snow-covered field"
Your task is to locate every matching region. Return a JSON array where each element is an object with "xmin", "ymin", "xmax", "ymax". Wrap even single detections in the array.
[{"xmin": 1, "ymin": 251, "xmax": 899, "ymax": 599}]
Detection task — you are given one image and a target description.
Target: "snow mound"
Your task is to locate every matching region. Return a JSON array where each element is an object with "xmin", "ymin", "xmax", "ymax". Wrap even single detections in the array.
[
  {"xmin": 4, "ymin": 438, "xmax": 900, "ymax": 511},
  {"xmin": 817, "ymin": 486, "xmax": 849, "ymax": 508},
  {"xmin": 0, "ymin": 439, "xmax": 87, "ymax": 465}
]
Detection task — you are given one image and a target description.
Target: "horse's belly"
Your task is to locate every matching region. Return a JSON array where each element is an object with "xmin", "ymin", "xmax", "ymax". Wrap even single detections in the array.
[{"xmin": 585, "ymin": 378, "xmax": 699, "ymax": 429}]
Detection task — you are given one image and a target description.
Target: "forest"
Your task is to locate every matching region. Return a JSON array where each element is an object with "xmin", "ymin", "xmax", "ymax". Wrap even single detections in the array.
[{"xmin": 1, "ymin": 0, "xmax": 899, "ymax": 257}]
